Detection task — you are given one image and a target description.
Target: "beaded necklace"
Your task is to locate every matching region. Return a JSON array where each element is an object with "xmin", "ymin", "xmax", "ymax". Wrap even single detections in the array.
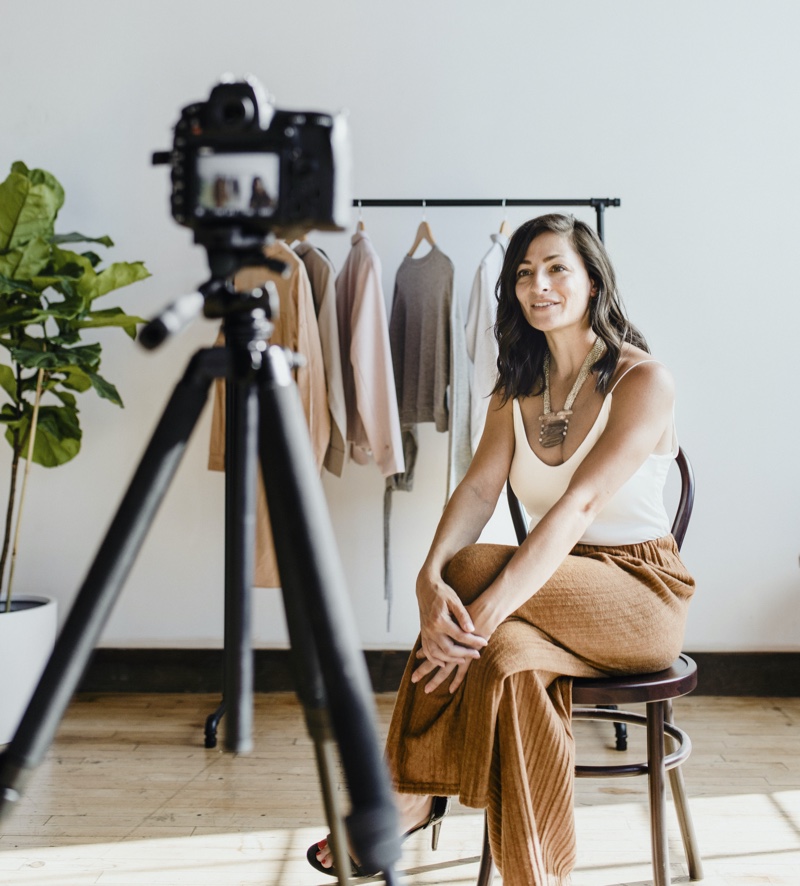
[{"xmin": 538, "ymin": 337, "xmax": 605, "ymax": 448}]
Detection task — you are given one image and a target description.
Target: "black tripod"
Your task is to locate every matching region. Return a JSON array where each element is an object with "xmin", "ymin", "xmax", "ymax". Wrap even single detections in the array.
[{"xmin": 0, "ymin": 258, "xmax": 403, "ymax": 886}]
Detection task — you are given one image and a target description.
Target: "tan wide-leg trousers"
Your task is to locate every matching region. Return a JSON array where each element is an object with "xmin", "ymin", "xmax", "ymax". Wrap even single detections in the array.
[{"xmin": 385, "ymin": 536, "xmax": 695, "ymax": 886}]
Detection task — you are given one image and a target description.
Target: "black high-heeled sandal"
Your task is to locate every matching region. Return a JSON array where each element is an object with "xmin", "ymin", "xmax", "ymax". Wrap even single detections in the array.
[{"xmin": 306, "ymin": 795, "xmax": 451, "ymax": 879}]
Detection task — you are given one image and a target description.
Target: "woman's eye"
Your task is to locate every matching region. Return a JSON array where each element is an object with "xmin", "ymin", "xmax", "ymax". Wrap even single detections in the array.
[
  {"xmin": 551, "ymin": 264, "xmax": 566, "ymax": 272},
  {"xmin": 516, "ymin": 269, "xmax": 531, "ymax": 279}
]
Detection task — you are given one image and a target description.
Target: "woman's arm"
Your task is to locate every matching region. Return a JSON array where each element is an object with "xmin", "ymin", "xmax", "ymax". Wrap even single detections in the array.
[{"xmin": 414, "ymin": 392, "xmax": 516, "ymax": 668}]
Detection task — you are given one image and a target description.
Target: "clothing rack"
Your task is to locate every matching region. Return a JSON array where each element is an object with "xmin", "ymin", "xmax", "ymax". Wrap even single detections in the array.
[{"xmin": 351, "ymin": 198, "xmax": 621, "ymax": 241}]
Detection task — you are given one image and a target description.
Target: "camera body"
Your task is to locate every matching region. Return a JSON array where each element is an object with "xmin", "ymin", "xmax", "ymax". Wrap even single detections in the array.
[{"xmin": 154, "ymin": 77, "xmax": 351, "ymax": 249}]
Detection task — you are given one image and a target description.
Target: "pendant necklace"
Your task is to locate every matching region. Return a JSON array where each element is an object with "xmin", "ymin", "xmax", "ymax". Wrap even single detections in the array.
[{"xmin": 539, "ymin": 337, "xmax": 606, "ymax": 448}]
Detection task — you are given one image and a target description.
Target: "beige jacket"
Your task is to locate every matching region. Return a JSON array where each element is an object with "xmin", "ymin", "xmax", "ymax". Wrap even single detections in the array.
[
  {"xmin": 294, "ymin": 241, "xmax": 348, "ymax": 476},
  {"xmin": 208, "ymin": 241, "xmax": 330, "ymax": 588},
  {"xmin": 336, "ymin": 231, "xmax": 405, "ymax": 477}
]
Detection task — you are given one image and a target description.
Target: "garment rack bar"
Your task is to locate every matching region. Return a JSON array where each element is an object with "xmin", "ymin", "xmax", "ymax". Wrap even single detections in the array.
[{"xmin": 351, "ymin": 198, "xmax": 621, "ymax": 241}]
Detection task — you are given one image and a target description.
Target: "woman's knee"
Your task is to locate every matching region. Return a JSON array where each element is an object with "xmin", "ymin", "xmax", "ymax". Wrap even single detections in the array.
[{"xmin": 444, "ymin": 544, "xmax": 516, "ymax": 605}]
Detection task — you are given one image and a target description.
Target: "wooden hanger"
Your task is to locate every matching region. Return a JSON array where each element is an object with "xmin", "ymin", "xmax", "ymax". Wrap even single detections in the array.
[
  {"xmin": 355, "ymin": 200, "xmax": 366, "ymax": 232},
  {"xmin": 407, "ymin": 202, "xmax": 436, "ymax": 256}
]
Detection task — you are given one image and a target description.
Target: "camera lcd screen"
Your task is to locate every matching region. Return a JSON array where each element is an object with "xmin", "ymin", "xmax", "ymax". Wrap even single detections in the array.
[{"xmin": 195, "ymin": 150, "xmax": 279, "ymax": 217}]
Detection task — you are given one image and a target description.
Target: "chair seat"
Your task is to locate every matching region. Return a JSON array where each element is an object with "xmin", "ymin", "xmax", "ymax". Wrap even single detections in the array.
[{"xmin": 572, "ymin": 654, "xmax": 697, "ymax": 706}]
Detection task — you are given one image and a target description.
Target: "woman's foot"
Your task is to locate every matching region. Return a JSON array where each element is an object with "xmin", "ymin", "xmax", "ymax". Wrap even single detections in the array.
[{"xmin": 312, "ymin": 793, "xmax": 435, "ymax": 870}]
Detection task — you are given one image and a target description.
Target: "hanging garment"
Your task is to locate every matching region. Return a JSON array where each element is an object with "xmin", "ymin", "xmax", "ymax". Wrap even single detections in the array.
[
  {"xmin": 384, "ymin": 245, "xmax": 470, "ymax": 627},
  {"xmin": 208, "ymin": 240, "xmax": 330, "ymax": 589},
  {"xmin": 465, "ymin": 232, "xmax": 508, "ymax": 453},
  {"xmin": 335, "ymin": 230, "xmax": 405, "ymax": 477},
  {"xmin": 388, "ymin": 245, "xmax": 471, "ymax": 497},
  {"xmin": 294, "ymin": 241, "xmax": 348, "ymax": 477}
]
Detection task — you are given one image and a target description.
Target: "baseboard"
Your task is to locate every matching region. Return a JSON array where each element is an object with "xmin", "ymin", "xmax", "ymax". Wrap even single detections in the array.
[{"xmin": 77, "ymin": 649, "xmax": 800, "ymax": 696}]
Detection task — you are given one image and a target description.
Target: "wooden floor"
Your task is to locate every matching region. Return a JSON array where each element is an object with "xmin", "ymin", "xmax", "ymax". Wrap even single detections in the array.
[{"xmin": 0, "ymin": 693, "xmax": 798, "ymax": 885}]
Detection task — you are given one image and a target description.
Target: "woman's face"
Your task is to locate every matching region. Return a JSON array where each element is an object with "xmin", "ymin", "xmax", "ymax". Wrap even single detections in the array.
[{"xmin": 514, "ymin": 232, "xmax": 594, "ymax": 335}]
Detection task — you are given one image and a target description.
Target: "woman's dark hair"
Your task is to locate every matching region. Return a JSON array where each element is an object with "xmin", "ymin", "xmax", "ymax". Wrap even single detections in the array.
[{"xmin": 492, "ymin": 213, "xmax": 648, "ymax": 401}]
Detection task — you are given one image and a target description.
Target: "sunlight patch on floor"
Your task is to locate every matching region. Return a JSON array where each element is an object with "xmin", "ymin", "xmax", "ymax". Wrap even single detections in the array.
[{"xmin": 1, "ymin": 794, "xmax": 799, "ymax": 885}]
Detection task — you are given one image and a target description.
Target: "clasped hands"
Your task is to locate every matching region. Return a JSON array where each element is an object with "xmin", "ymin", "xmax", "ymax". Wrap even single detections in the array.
[{"xmin": 411, "ymin": 572, "xmax": 498, "ymax": 694}]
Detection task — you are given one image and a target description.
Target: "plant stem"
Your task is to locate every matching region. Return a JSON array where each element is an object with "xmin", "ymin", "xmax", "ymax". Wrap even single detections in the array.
[
  {"xmin": 0, "ymin": 448, "xmax": 20, "ymax": 612},
  {"xmin": 0, "ymin": 360, "xmax": 25, "ymax": 612},
  {"xmin": 5, "ymin": 367, "xmax": 45, "ymax": 612}
]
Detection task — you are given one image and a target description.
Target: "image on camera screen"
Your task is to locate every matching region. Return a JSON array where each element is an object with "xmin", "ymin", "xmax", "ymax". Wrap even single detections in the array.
[{"xmin": 196, "ymin": 150, "xmax": 279, "ymax": 217}]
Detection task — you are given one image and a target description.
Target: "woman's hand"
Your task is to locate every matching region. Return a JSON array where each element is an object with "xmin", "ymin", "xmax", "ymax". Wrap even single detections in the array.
[
  {"xmin": 415, "ymin": 565, "xmax": 487, "ymax": 672},
  {"xmin": 412, "ymin": 593, "xmax": 501, "ymax": 694},
  {"xmin": 412, "ymin": 654, "xmax": 470, "ymax": 694}
]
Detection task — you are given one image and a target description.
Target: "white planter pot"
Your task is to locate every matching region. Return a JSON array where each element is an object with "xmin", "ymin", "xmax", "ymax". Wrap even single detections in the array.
[{"xmin": 0, "ymin": 595, "xmax": 58, "ymax": 746}]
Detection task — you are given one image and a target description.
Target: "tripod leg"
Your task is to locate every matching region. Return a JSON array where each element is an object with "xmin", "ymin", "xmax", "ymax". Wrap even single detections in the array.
[
  {"xmin": 204, "ymin": 367, "xmax": 259, "ymax": 753},
  {"xmin": 221, "ymin": 371, "xmax": 258, "ymax": 753},
  {"xmin": 0, "ymin": 348, "xmax": 227, "ymax": 817},
  {"xmin": 256, "ymin": 345, "xmax": 402, "ymax": 880},
  {"xmin": 312, "ymin": 715, "xmax": 354, "ymax": 886}
]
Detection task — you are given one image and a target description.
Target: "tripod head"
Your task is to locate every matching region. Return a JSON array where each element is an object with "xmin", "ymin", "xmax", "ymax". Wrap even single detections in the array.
[{"xmin": 138, "ymin": 244, "xmax": 284, "ymax": 351}]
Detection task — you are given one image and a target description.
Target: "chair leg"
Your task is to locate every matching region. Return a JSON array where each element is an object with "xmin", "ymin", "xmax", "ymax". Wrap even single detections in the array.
[
  {"xmin": 665, "ymin": 702, "xmax": 704, "ymax": 881},
  {"xmin": 647, "ymin": 700, "xmax": 671, "ymax": 886},
  {"xmin": 475, "ymin": 812, "xmax": 495, "ymax": 885}
]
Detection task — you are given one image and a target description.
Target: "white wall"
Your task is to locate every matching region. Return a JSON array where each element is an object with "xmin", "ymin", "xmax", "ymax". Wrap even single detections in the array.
[{"xmin": 1, "ymin": 0, "xmax": 798, "ymax": 652}]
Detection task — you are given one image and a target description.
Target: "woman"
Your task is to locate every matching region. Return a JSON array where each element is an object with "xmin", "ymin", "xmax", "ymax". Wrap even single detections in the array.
[
  {"xmin": 249, "ymin": 176, "xmax": 274, "ymax": 211},
  {"xmin": 309, "ymin": 214, "xmax": 695, "ymax": 885}
]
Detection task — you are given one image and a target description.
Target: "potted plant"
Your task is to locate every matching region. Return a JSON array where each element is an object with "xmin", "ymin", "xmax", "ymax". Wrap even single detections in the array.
[{"xmin": 0, "ymin": 161, "xmax": 148, "ymax": 743}]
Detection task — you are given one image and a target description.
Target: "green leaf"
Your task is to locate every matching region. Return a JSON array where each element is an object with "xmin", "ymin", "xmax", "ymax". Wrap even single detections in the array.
[
  {"xmin": 81, "ymin": 251, "xmax": 102, "ymax": 268},
  {"xmin": 0, "ymin": 300, "xmax": 47, "ymax": 330},
  {"xmin": 51, "ymin": 244, "xmax": 93, "ymax": 272},
  {"xmin": 0, "ymin": 274, "xmax": 41, "ymax": 297},
  {"xmin": 0, "ymin": 164, "xmax": 64, "ymax": 250},
  {"xmin": 10, "ymin": 342, "xmax": 101, "ymax": 372},
  {"xmin": 59, "ymin": 367, "xmax": 92, "ymax": 393},
  {"xmin": 5, "ymin": 403, "xmax": 81, "ymax": 467},
  {"xmin": 51, "ymin": 324, "xmax": 81, "ymax": 346},
  {"xmin": 52, "ymin": 388, "xmax": 77, "ymax": 408},
  {"xmin": 0, "ymin": 403, "xmax": 22, "ymax": 429},
  {"xmin": 41, "ymin": 288, "xmax": 85, "ymax": 321},
  {"xmin": 73, "ymin": 308, "xmax": 143, "ymax": 340},
  {"xmin": 0, "ymin": 364, "xmax": 16, "ymax": 400},
  {"xmin": 50, "ymin": 232, "xmax": 114, "ymax": 248},
  {"xmin": 13, "ymin": 236, "xmax": 53, "ymax": 279},
  {"xmin": 77, "ymin": 261, "xmax": 150, "ymax": 301},
  {"xmin": 86, "ymin": 370, "xmax": 122, "ymax": 406}
]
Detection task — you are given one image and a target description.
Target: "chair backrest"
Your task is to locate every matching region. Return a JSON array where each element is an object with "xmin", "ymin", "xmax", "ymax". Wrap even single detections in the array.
[{"xmin": 506, "ymin": 447, "xmax": 695, "ymax": 552}]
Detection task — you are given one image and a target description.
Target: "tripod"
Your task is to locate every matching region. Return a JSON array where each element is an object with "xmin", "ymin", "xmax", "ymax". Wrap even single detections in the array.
[{"xmin": 0, "ymin": 264, "xmax": 403, "ymax": 886}]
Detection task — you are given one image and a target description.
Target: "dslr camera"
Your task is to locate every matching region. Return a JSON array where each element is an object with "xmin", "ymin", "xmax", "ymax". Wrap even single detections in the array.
[{"xmin": 153, "ymin": 76, "xmax": 351, "ymax": 254}]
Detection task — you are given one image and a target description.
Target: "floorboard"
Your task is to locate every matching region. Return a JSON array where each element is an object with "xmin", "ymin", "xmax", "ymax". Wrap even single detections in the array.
[{"xmin": 1, "ymin": 693, "xmax": 798, "ymax": 885}]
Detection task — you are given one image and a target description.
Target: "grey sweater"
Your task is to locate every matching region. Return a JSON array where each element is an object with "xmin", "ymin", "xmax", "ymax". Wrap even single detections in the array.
[{"xmin": 388, "ymin": 245, "xmax": 471, "ymax": 496}]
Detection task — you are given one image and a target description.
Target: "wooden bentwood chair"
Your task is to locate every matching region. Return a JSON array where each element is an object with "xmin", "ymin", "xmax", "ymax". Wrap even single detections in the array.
[{"xmin": 474, "ymin": 448, "xmax": 703, "ymax": 886}]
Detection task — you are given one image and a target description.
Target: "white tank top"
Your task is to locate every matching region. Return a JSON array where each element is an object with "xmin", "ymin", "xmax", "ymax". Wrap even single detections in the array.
[{"xmin": 508, "ymin": 363, "xmax": 676, "ymax": 546}]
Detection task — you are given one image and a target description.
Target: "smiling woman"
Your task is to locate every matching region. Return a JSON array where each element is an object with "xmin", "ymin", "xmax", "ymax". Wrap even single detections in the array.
[{"xmin": 313, "ymin": 213, "xmax": 698, "ymax": 886}]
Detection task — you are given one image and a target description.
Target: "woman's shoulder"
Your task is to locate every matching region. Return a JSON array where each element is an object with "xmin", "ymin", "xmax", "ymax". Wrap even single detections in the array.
[{"xmin": 608, "ymin": 344, "xmax": 674, "ymax": 398}]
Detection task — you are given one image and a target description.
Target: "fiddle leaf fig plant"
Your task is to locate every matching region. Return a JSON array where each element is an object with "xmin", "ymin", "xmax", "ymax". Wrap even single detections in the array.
[{"xmin": 0, "ymin": 161, "xmax": 149, "ymax": 611}]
